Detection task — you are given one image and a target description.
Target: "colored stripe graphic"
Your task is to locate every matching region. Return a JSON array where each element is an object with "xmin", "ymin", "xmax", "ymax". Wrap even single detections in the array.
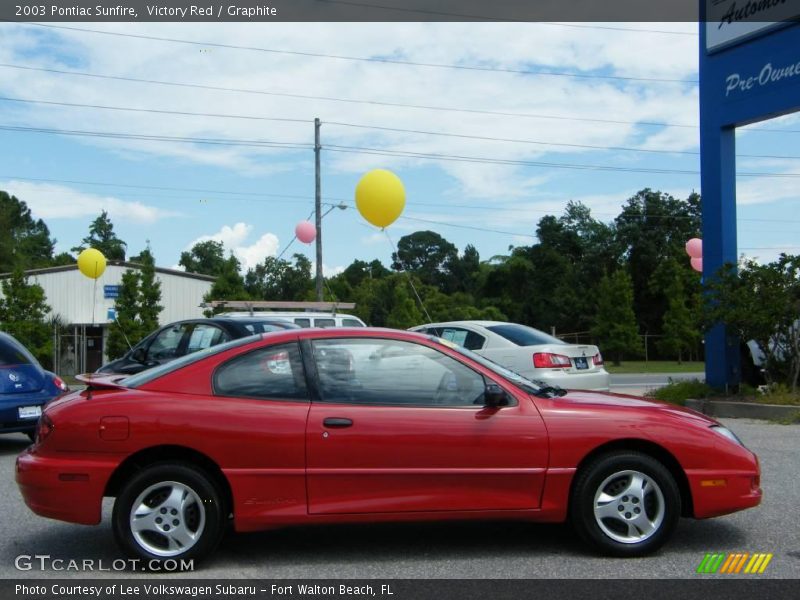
[{"xmin": 697, "ymin": 552, "xmax": 772, "ymax": 574}]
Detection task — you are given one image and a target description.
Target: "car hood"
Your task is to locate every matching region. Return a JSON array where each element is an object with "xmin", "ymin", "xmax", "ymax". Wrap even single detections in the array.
[{"xmin": 552, "ymin": 390, "xmax": 718, "ymax": 426}]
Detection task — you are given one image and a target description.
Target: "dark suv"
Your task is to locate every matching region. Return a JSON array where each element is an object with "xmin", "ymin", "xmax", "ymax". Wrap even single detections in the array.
[{"xmin": 97, "ymin": 317, "xmax": 299, "ymax": 375}]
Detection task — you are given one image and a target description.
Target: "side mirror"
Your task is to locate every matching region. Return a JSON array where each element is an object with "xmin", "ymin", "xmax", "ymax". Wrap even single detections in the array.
[
  {"xmin": 484, "ymin": 382, "xmax": 509, "ymax": 407},
  {"xmin": 131, "ymin": 347, "xmax": 147, "ymax": 363}
]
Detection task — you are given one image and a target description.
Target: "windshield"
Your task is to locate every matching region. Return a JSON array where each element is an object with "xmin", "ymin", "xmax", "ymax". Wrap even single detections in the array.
[
  {"xmin": 432, "ymin": 336, "xmax": 543, "ymax": 394},
  {"xmin": 0, "ymin": 334, "xmax": 38, "ymax": 367},
  {"xmin": 124, "ymin": 335, "xmax": 260, "ymax": 388},
  {"xmin": 487, "ymin": 323, "xmax": 565, "ymax": 347}
]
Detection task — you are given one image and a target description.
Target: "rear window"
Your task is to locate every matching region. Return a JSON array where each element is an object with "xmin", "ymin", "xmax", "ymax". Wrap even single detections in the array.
[
  {"xmin": 0, "ymin": 335, "xmax": 35, "ymax": 366},
  {"xmin": 125, "ymin": 335, "xmax": 259, "ymax": 388},
  {"xmin": 486, "ymin": 324, "xmax": 565, "ymax": 347}
]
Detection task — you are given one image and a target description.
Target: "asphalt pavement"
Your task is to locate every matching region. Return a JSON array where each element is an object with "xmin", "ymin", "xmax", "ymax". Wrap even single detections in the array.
[{"xmin": 0, "ymin": 417, "xmax": 797, "ymax": 580}]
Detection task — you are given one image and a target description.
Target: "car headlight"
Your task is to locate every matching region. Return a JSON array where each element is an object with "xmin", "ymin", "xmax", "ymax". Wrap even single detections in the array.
[{"xmin": 710, "ymin": 425, "xmax": 744, "ymax": 447}]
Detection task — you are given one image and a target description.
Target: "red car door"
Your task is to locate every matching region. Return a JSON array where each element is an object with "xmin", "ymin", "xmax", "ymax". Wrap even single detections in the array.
[{"xmin": 305, "ymin": 337, "xmax": 549, "ymax": 515}]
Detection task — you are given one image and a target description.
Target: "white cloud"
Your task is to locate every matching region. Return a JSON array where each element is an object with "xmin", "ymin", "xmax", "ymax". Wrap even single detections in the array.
[
  {"xmin": 0, "ymin": 22, "xmax": 701, "ymax": 199},
  {"xmin": 0, "ymin": 179, "xmax": 180, "ymax": 223},
  {"xmin": 185, "ymin": 222, "xmax": 280, "ymax": 271}
]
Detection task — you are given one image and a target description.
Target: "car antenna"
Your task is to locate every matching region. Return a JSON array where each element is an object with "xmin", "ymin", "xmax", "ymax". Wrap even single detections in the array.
[{"xmin": 113, "ymin": 314, "xmax": 134, "ymax": 351}]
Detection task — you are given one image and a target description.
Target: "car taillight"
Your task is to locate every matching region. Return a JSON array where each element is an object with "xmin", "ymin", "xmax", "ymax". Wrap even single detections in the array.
[
  {"xmin": 53, "ymin": 376, "xmax": 68, "ymax": 392},
  {"xmin": 533, "ymin": 353, "xmax": 572, "ymax": 368},
  {"xmin": 593, "ymin": 353, "xmax": 604, "ymax": 366},
  {"xmin": 36, "ymin": 414, "xmax": 54, "ymax": 444}
]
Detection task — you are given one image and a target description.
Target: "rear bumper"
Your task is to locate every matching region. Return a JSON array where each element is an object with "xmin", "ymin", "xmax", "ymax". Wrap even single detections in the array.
[
  {"xmin": 15, "ymin": 449, "xmax": 116, "ymax": 525},
  {"xmin": 536, "ymin": 370, "xmax": 611, "ymax": 392},
  {"xmin": 0, "ymin": 402, "xmax": 44, "ymax": 433},
  {"xmin": 687, "ymin": 468, "xmax": 762, "ymax": 519}
]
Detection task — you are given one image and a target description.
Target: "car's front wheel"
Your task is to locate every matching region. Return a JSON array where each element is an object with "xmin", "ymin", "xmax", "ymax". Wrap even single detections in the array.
[
  {"xmin": 570, "ymin": 451, "xmax": 681, "ymax": 557},
  {"xmin": 112, "ymin": 463, "xmax": 225, "ymax": 567}
]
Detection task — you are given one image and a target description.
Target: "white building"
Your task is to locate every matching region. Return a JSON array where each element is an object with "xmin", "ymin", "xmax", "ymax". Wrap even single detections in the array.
[{"xmin": 1, "ymin": 262, "xmax": 215, "ymax": 374}]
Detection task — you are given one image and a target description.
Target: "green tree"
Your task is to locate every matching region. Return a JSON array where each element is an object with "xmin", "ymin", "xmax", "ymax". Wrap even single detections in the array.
[
  {"xmin": 0, "ymin": 268, "xmax": 52, "ymax": 365},
  {"xmin": 105, "ymin": 247, "xmax": 163, "ymax": 360},
  {"xmin": 651, "ymin": 258, "xmax": 701, "ymax": 362},
  {"xmin": 592, "ymin": 270, "xmax": 643, "ymax": 366},
  {"xmin": 106, "ymin": 268, "xmax": 142, "ymax": 360},
  {"xmin": 615, "ymin": 189, "xmax": 701, "ymax": 337},
  {"xmin": 0, "ymin": 191, "xmax": 56, "ymax": 272},
  {"xmin": 204, "ymin": 254, "xmax": 248, "ymax": 314},
  {"xmin": 386, "ymin": 282, "xmax": 423, "ymax": 329},
  {"xmin": 179, "ymin": 240, "xmax": 227, "ymax": 276},
  {"xmin": 136, "ymin": 247, "xmax": 163, "ymax": 335},
  {"xmin": 391, "ymin": 230, "xmax": 458, "ymax": 288},
  {"xmin": 244, "ymin": 254, "xmax": 313, "ymax": 301},
  {"xmin": 704, "ymin": 254, "xmax": 800, "ymax": 391},
  {"xmin": 72, "ymin": 210, "xmax": 127, "ymax": 260}
]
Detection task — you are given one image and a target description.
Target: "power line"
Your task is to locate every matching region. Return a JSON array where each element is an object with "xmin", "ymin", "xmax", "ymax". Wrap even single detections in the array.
[
  {"xmin": 0, "ymin": 96, "xmax": 310, "ymax": 125},
  {"xmin": 0, "ymin": 174, "xmax": 322, "ymax": 201},
  {"xmin": 4, "ymin": 172, "xmax": 798, "ymax": 228},
  {"xmin": 326, "ymin": 120, "xmax": 800, "ymax": 160},
  {"xmin": 0, "ymin": 62, "xmax": 700, "ymax": 129},
  {"xmin": 5, "ymin": 96, "xmax": 800, "ymax": 161},
  {"xmin": 0, "ymin": 124, "xmax": 312, "ymax": 149},
  {"xmin": 324, "ymin": 144, "xmax": 800, "ymax": 178},
  {"xmin": 20, "ymin": 23, "xmax": 697, "ymax": 84}
]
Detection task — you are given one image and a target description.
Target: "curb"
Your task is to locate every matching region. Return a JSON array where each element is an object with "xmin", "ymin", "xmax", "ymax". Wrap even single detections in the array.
[{"xmin": 685, "ymin": 398, "xmax": 800, "ymax": 420}]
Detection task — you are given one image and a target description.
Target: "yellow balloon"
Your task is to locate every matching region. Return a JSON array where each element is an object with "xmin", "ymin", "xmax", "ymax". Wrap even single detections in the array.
[
  {"xmin": 355, "ymin": 169, "xmax": 406, "ymax": 228},
  {"xmin": 77, "ymin": 248, "xmax": 107, "ymax": 280}
]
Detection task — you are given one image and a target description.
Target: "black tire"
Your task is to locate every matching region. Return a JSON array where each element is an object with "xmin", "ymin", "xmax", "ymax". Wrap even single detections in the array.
[
  {"xmin": 570, "ymin": 451, "xmax": 681, "ymax": 557},
  {"xmin": 112, "ymin": 462, "xmax": 226, "ymax": 568}
]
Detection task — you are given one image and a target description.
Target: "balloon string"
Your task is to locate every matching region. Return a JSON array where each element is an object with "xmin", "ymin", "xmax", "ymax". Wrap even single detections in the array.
[
  {"xmin": 382, "ymin": 229, "xmax": 433, "ymax": 324},
  {"xmin": 92, "ymin": 271, "xmax": 97, "ymax": 326}
]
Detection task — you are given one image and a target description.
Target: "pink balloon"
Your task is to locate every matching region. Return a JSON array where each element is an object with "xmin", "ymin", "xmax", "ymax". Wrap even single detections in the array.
[
  {"xmin": 690, "ymin": 257, "xmax": 703, "ymax": 272},
  {"xmin": 295, "ymin": 221, "xmax": 316, "ymax": 244},
  {"xmin": 685, "ymin": 237, "xmax": 703, "ymax": 259}
]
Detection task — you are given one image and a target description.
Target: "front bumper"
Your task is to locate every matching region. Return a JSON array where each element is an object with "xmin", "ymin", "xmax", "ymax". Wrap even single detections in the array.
[
  {"xmin": 15, "ymin": 449, "xmax": 116, "ymax": 525},
  {"xmin": 687, "ymin": 468, "xmax": 762, "ymax": 519}
]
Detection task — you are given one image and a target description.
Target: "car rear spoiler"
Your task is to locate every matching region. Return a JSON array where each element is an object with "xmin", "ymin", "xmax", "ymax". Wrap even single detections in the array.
[{"xmin": 75, "ymin": 373, "xmax": 130, "ymax": 390}]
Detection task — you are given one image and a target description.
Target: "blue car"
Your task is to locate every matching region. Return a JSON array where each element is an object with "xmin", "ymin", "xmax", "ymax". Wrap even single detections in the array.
[{"xmin": 0, "ymin": 332, "xmax": 68, "ymax": 441}]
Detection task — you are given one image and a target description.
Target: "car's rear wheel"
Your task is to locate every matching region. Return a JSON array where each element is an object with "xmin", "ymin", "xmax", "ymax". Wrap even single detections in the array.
[
  {"xmin": 112, "ymin": 463, "xmax": 225, "ymax": 567},
  {"xmin": 570, "ymin": 451, "xmax": 680, "ymax": 557}
]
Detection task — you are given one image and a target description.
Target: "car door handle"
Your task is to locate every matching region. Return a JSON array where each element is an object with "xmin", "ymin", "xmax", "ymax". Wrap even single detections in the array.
[{"xmin": 323, "ymin": 417, "xmax": 353, "ymax": 428}]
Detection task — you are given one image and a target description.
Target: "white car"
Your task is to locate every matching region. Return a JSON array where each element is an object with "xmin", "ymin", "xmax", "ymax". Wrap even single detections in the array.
[{"xmin": 410, "ymin": 321, "xmax": 610, "ymax": 392}]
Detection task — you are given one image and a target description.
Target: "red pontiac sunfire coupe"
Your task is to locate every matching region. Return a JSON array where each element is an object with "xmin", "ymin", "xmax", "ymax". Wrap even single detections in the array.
[{"xmin": 16, "ymin": 328, "xmax": 761, "ymax": 565}]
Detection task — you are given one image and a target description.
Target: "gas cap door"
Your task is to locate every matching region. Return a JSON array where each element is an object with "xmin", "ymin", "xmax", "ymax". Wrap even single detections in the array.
[{"xmin": 99, "ymin": 416, "xmax": 129, "ymax": 441}]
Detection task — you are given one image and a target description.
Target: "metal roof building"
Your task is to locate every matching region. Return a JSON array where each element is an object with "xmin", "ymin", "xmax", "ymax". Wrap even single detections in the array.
[{"xmin": 0, "ymin": 262, "xmax": 215, "ymax": 374}]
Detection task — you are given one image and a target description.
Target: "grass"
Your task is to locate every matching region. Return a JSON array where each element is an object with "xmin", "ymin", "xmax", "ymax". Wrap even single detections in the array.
[
  {"xmin": 645, "ymin": 379, "xmax": 800, "ymax": 407},
  {"xmin": 605, "ymin": 361, "xmax": 705, "ymax": 374},
  {"xmin": 645, "ymin": 379, "xmax": 714, "ymax": 405}
]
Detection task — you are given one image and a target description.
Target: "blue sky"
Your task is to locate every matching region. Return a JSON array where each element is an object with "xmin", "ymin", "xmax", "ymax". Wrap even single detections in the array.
[{"xmin": 1, "ymin": 21, "xmax": 799, "ymax": 275}]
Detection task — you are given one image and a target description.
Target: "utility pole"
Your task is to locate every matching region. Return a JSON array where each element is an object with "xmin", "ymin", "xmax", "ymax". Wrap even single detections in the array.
[{"xmin": 314, "ymin": 117, "xmax": 323, "ymax": 301}]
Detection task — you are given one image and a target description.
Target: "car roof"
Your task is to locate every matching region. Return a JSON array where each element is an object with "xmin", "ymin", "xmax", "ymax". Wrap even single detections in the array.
[{"xmin": 412, "ymin": 321, "xmax": 506, "ymax": 328}]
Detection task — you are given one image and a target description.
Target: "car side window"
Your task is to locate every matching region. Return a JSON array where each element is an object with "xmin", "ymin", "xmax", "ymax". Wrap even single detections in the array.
[
  {"xmin": 314, "ymin": 318, "xmax": 336, "ymax": 328},
  {"xmin": 294, "ymin": 318, "xmax": 311, "ymax": 328},
  {"xmin": 343, "ymin": 318, "xmax": 364, "ymax": 327},
  {"xmin": 213, "ymin": 342, "xmax": 308, "ymax": 401},
  {"xmin": 312, "ymin": 338, "xmax": 486, "ymax": 407},
  {"xmin": 186, "ymin": 324, "xmax": 229, "ymax": 354},
  {"xmin": 147, "ymin": 324, "xmax": 191, "ymax": 361},
  {"xmin": 440, "ymin": 328, "xmax": 486, "ymax": 351}
]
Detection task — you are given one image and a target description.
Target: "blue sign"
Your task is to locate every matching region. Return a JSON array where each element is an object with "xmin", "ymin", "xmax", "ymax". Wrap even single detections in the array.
[
  {"xmin": 104, "ymin": 285, "xmax": 121, "ymax": 299},
  {"xmin": 700, "ymin": 6, "xmax": 800, "ymax": 388}
]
